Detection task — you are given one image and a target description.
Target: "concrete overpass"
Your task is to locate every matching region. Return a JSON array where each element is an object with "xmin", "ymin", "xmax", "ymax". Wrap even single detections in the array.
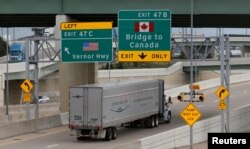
[
  {"xmin": 172, "ymin": 35, "xmax": 250, "ymax": 59},
  {"xmin": 1, "ymin": 0, "xmax": 250, "ymax": 27},
  {"xmin": 182, "ymin": 57, "xmax": 250, "ymax": 71}
]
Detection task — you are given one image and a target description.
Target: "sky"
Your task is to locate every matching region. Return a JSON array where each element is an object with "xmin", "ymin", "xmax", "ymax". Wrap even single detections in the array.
[
  {"xmin": 1, "ymin": 27, "xmax": 250, "ymax": 41},
  {"xmin": 0, "ymin": 27, "xmax": 33, "ymax": 41},
  {"xmin": 173, "ymin": 28, "xmax": 250, "ymax": 36}
]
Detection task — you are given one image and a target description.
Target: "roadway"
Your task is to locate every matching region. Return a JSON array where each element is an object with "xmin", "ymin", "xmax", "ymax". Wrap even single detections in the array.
[{"xmin": 0, "ymin": 81, "xmax": 250, "ymax": 149}]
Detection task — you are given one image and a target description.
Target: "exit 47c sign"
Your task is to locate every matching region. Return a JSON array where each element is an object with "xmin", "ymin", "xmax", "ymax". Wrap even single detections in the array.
[
  {"xmin": 61, "ymin": 22, "xmax": 113, "ymax": 63},
  {"xmin": 118, "ymin": 10, "xmax": 171, "ymax": 62}
]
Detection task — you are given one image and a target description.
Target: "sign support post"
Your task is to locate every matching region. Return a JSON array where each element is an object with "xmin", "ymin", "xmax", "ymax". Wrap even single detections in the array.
[
  {"xmin": 34, "ymin": 33, "xmax": 40, "ymax": 120},
  {"xmin": 216, "ymin": 34, "xmax": 230, "ymax": 132},
  {"xmin": 225, "ymin": 36, "xmax": 230, "ymax": 132},
  {"xmin": 220, "ymin": 34, "xmax": 225, "ymax": 132},
  {"xmin": 25, "ymin": 40, "xmax": 30, "ymax": 120},
  {"xmin": 190, "ymin": 0, "xmax": 194, "ymax": 148}
]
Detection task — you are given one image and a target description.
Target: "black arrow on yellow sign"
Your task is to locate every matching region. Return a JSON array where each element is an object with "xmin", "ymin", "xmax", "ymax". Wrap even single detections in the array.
[
  {"xmin": 24, "ymin": 82, "xmax": 30, "ymax": 90},
  {"xmin": 219, "ymin": 89, "xmax": 225, "ymax": 97},
  {"xmin": 138, "ymin": 53, "xmax": 147, "ymax": 59}
]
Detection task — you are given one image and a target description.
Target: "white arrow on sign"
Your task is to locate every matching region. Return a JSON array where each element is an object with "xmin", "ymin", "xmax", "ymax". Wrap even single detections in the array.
[{"xmin": 64, "ymin": 47, "xmax": 70, "ymax": 55}]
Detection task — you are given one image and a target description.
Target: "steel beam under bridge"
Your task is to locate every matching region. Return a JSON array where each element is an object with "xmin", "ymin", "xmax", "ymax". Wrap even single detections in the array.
[{"xmin": 1, "ymin": 0, "xmax": 250, "ymax": 27}]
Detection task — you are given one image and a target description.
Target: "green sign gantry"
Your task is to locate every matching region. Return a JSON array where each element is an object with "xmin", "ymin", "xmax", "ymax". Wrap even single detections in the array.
[{"xmin": 61, "ymin": 22, "xmax": 113, "ymax": 62}]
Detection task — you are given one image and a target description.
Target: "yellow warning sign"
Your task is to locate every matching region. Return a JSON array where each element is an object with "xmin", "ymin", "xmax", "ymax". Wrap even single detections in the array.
[
  {"xmin": 215, "ymin": 86, "xmax": 229, "ymax": 100},
  {"xmin": 218, "ymin": 101, "xmax": 226, "ymax": 110},
  {"xmin": 20, "ymin": 79, "xmax": 33, "ymax": 93},
  {"xmin": 23, "ymin": 93, "xmax": 31, "ymax": 102},
  {"xmin": 118, "ymin": 51, "xmax": 171, "ymax": 62},
  {"xmin": 180, "ymin": 103, "xmax": 202, "ymax": 126}
]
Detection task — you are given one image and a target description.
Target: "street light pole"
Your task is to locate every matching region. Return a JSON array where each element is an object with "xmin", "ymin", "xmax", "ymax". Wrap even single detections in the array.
[
  {"xmin": 190, "ymin": 0, "xmax": 194, "ymax": 149},
  {"xmin": 6, "ymin": 28, "xmax": 9, "ymax": 115}
]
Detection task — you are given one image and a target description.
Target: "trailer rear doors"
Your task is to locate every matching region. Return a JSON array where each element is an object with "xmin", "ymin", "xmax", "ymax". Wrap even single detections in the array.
[{"xmin": 70, "ymin": 87, "xmax": 102, "ymax": 128}]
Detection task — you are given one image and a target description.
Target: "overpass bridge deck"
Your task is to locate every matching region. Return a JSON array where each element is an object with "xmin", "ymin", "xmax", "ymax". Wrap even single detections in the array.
[{"xmin": 182, "ymin": 57, "xmax": 250, "ymax": 71}]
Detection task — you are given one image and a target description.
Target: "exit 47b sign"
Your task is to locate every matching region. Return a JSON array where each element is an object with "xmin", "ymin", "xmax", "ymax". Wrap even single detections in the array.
[{"xmin": 118, "ymin": 10, "xmax": 171, "ymax": 62}]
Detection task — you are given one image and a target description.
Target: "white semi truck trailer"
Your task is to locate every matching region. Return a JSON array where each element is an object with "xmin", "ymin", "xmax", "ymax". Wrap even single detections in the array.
[{"xmin": 69, "ymin": 79, "xmax": 171, "ymax": 141}]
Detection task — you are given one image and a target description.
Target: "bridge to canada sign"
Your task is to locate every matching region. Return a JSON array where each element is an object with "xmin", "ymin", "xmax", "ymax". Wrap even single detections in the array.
[{"xmin": 118, "ymin": 10, "xmax": 171, "ymax": 62}]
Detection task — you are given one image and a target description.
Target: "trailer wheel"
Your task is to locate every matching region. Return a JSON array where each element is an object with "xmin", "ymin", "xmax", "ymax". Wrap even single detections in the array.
[
  {"xmin": 112, "ymin": 127, "xmax": 117, "ymax": 140},
  {"xmin": 150, "ymin": 116, "xmax": 155, "ymax": 128},
  {"xmin": 76, "ymin": 137, "xmax": 82, "ymax": 141},
  {"xmin": 154, "ymin": 116, "xmax": 159, "ymax": 127},
  {"xmin": 166, "ymin": 112, "xmax": 171, "ymax": 123},
  {"xmin": 105, "ymin": 128, "xmax": 112, "ymax": 141}
]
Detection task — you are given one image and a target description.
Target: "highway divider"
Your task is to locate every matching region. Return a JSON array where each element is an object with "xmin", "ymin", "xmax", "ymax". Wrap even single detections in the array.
[
  {"xmin": 0, "ymin": 112, "xmax": 68, "ymax": 139},
  {"xmin": 115, "ymin": 104, "xmax": 250, "ymax": 149}
]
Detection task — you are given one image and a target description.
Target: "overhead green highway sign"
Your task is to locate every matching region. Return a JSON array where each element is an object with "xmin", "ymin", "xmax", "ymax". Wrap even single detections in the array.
[
  {"xmin": 118, "ymin": 10, "xmax": 171, "ymax": 62},
  {"xmin": 61, "ymin": 22, "xmax": 113, "ymax": 62}
]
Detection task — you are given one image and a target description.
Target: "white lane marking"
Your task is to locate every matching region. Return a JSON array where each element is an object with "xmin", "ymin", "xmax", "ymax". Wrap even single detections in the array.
[
  {"xmin": 198, "ymin": 105, "xmax": 204, "ymax": 108},
  {"xmin": 232, "ymin": 104, "xmax": 250, "ymax": 112},
  {"xmin": 47, "ymin": 144, "xmax": 58, "ymax": 148}
]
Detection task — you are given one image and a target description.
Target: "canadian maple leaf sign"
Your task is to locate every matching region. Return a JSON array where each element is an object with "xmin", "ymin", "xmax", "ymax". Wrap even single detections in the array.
[{"xmin": 135, "ymin": 22, "xmax": 154, "ymax": 32}]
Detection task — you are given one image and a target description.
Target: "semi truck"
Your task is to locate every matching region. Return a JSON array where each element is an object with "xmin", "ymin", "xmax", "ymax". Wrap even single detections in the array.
[
  {"xmin": 69, "ymin": 79, "xmax": 172, "ymax": 141},
  {"xmin": 8, "ymin": 42, "xmax": 25, "ymax": 62}
]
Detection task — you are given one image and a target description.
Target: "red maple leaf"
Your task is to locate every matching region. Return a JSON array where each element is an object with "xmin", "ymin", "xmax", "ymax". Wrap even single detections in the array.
[{"xmin": 140, "ymin": 23, "xmax": 148, "ymax": 30}]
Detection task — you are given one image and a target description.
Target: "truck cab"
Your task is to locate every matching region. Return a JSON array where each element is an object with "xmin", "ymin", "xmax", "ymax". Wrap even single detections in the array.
[{"xmin": 8, "ymin": 42, "xmax": 25, "ymax": 63}]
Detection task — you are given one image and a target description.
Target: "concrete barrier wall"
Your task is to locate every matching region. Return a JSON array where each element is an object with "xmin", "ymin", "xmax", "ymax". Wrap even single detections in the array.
[
  {"xmin": 0, "ymin": 114, "xmax": 63, "ymax": 139},
  {"xmin": 0, "ymin": 56, "xmax": 6, "ymax": 63},
  {"xmin": 0, "ymin": 112, "xmax": 68, "ymax": 139},
  {"xmin": 116, "ymin": 104, "xmax": 250, "ymax": 149},
  {"xmin": 0, "ymin": 103, "xmax": 60, "ymax": 123}
]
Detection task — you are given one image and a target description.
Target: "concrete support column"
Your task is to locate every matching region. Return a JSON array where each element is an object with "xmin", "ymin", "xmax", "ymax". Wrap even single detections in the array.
[
  {"xmin": 0, "ymin": 74, "xmax": 4, "ymax": 106},
  {"xmin": 55, "ymin": 15, "xmax": 97, "ymax": 112},
  {"xmin": 183, "ymin": 47, "xmax": 190, "ymax": 59}
]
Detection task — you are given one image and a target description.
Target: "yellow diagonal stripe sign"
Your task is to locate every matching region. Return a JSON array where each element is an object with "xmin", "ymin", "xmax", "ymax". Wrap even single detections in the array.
[{"xmin": 118, "ymin": 51, "xmax": 171, "ymax": 62}]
